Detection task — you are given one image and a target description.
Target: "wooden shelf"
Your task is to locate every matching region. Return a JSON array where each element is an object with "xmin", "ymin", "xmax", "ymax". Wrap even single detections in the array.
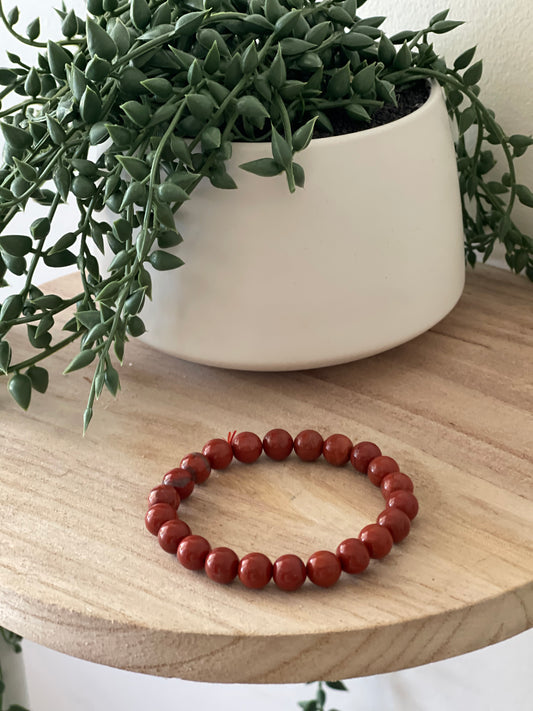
[{"xmin": 0, "ymin": 265, "xmax": 532, "ymax": 683}]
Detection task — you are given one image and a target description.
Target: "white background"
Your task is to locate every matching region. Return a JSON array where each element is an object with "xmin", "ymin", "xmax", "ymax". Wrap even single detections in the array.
[{"xmin": 1, "ymin": 0, "xmax": 532, "ymax": 708}]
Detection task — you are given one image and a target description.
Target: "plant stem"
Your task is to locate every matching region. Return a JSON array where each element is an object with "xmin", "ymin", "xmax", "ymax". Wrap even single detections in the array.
[
  {"xmin": 2, "ymin": 293, "xmax": 81, "ymax": 327},
  {"xmin": 10, "ymin": 332, "xmax": 81, "ymax": 373},
  {"xmin": 317, "ymin": 681, "xmax": 325, "ymax": 711},
  {"xmin": 0, "ymin": 98, "xmax": 47, "ymax": 119},
  {"xmin": 20, "ymin": 192, "xmax": 61, "ymax": 304},
  {"xmin": 0, "ymin": 0, "xmax": 47, "ymax": 48}
]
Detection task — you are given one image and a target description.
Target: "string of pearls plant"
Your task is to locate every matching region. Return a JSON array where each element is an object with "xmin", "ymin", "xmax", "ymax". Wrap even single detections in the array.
[{"xmin": 0, "ymin": 0, "xmax": 532, "ymax": 428}]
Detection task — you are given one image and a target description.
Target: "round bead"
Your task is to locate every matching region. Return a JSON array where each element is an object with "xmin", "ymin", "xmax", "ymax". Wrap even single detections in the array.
[
  {"xmin": 238, "ymin": 552, "xmax": 273, "ymax": 589},
  {"xmin": 205, "ymin": 547, "xmax": 239, "ymax": 584},
  {"xmin": 367, "ymin": 455, "xmax": 400, "ymax": 486},
  {"xmin": 350, "ymin": 441, "xmax": 382, "ymax": 473},
  {"xmin": 293, "ymin": 429, "xmax": 323, "ymax": 462},
  {"xmin": 359, "ymin": 523, "xmax": 393, "ymax": 559},
  {"xmin": 262, "ymin": 429, "xmax": 293, "ymax": 461},
  {"xmin": 306, "ymin": 550, "xmax": 342, "ymax": 588},
  {"xmin": 177, "ymin": 535, "xmax": 211, "ymax": 570},
  {"xmin": 336, "ymin": 538, "xmax": 370, "ymax": 574},
  {"xmin": 180, "ymin": 452, "xmax": 211, "ymax": 484},
  {"xmin": 157, "ymin": 519, "xmax": 192, "ymax": 554},
  {"xmin": 162, "ymin": 467, "xmax": 195, "ymax": 500},
  {"xmin": 322, "ymin": 434, "xmax": 353, "ymax": 466},
  {"xmin": 273, "ymin": 554, "xmax": 307, "ymax": 591},
  {"xmin": 386, "ymin": 490, "xmax": 419, "ymax": 520},
  {"xmin": 380, "ymin": 472, "xmax": 414, "ymax": 498},
  {"xmin": 148, "ymin": 484, "xmax": 180, "ymax": 509},
  {"xmin": 377, "ymin": 507, "xmax": 411, "ymax": 543},
  {"xmin": 144, "ymin": 503, "xmax": 177, "ymax": 535},
  {"xmin": 202, "ymin": 438, "xmax": 233, "ymax": 469},
  {"xmin": 231, "ymin": 431, "xmax": 263, "ymax": 463}
]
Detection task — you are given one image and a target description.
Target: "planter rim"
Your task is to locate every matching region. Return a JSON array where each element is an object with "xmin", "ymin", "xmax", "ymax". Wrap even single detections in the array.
[{"xmin": 231, "ymin": 79, "xmax": 438, "ymax": 151}]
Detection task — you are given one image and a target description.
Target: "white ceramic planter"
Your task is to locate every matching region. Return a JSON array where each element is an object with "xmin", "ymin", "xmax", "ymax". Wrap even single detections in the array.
[{"xmin": 138, "ymin": 81, "xmax": 466, "ymax": 370}]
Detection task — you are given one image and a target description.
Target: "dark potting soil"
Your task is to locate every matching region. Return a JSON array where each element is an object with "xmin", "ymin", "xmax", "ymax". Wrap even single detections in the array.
[{"xmin": 313, "ymin": 80, "xmax": 431, "ymax": 139}]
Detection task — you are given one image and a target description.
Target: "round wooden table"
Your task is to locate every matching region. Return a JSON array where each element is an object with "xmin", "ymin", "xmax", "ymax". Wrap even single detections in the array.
[{"xmin": 0, "ymin": 266, "xmax": 531, "ymax": 683}]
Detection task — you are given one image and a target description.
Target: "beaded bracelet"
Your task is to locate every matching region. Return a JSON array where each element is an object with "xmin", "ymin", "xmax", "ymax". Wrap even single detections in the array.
[{"xmin": 145, "ymin": 429, "xmax": 419, "ymax": 591}]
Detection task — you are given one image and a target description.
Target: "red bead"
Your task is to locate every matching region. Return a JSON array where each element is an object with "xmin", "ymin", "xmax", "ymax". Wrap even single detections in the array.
[
  {"xmin": 180, "ymin": 452, "xmax": 211, "ymax": 484},
  {"xmin": 386, "ymin": 490, "xmax": 419, "ymax": 520},
  {"xmin": 162, "ymin": 467, "xmax": 195, "ymax": 500},
  {"xmin": 177, "ymin": 535, "xmax": 211, "ymax": 570},
  {"xmin": 231, "ymin": 431, "xmax": 263, "ymax": 463},
  {"xmin": 350, "ymin": 441, "xmax": 382, "ymax": 473},
  {"xmin": 367, "ymin": 455, "xmax": 400, "ymax": 486},
  {"xmin": 238, "ymin": 552, "xmax": 273, "ymax": 589},
  {"xmin": 306, "ymin": 550, "xmax": 342, "ymax": 588},
  {"xmin": 144, "ymin": 503, "xmax": 177, "ymax": 535},
  {"xmin": 359, "ymin": 523, "xmax": 393, "ymax": 559},
  {"xmin": 262, "ymin": 429, "xmax": 293, "ymax": 461},
  {"xmin": 148, "ymin": 484, "xmax": 180, "ymax": 509},
  {"xmin": 205, "ymin": 547, "xmax": 239, "ymax": 584},
  {"xmin": 202, "ymin": 438, "xmax": 233, "ymax": 469},
  {"xmin": 323, "ymin": 434, "xmax": 353, "ymax": 466},
  {"xmin": 377, "ymin": 508, "xmax": 411, "ymax": 543},
  {"xmin": 157, "ymin": 519, "xmax": 192, "ymax": 553},
  {"xmin": 336, "ymin": 538, "xmax": 370, "ymax": 574},
  {"xmin": 380, "ymin": 472, "xmax": 414, "ymax": 498},
  {"xmin": 293, "ymin": 429, "xmax": 323, "ymax": 462},
  {"xmin": 273, "ymin": 554, "xmax": 307, "ymax": 591}
]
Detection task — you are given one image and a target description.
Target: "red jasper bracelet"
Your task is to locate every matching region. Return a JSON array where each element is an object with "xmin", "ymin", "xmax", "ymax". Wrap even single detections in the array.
[{"xmin": 145, "ymin": 429, "xmax": 419, "ymax": 591}]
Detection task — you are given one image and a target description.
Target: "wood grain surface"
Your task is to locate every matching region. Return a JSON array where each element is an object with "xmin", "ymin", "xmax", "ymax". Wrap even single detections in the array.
[{"xmin": 0, "ymin": 265, "xmax": 532, "ymax": 683}]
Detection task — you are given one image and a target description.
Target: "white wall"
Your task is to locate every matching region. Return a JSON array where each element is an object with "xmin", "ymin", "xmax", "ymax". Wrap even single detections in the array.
[{"xmin": 1, "ymin": 0, "xmax": 532, "ymax": 709}]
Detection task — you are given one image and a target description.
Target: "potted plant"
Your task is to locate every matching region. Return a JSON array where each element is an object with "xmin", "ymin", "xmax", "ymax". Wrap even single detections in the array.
[{"xmin": 0, "ymin": 0, "xmax": 532, "ymax": 430}]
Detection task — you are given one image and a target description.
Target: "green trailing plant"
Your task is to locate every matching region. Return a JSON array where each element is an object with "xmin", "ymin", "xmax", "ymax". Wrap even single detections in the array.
[
  {"xmin": 0, "ymin": 627, "xmax": 28, "ymax": 711},
  {"xmin": 299, "ymin": 680, "xmax": 348, "ymax": 710},
  {"xmin": 0, "ymin": 0, "xmax": 532, "ymax": 427}
]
